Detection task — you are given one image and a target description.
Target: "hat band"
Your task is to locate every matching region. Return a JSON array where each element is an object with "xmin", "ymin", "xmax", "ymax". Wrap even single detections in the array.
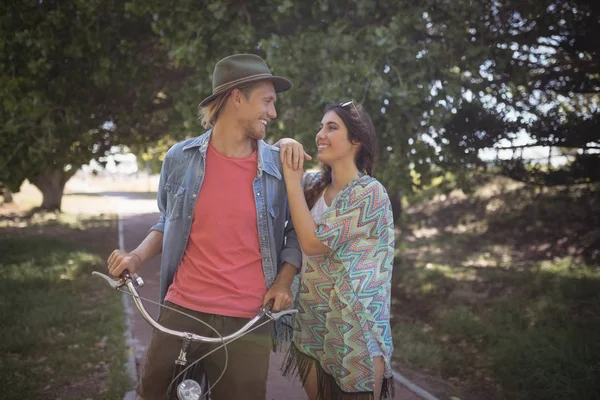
[{"xmin": 212, "ymin": 73, "xmax": 274, "ymax": 94}]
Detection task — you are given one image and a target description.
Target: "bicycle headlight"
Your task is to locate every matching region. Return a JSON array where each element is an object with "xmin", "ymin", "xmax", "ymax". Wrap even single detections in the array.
[{"xmin": 177, "ymin": 379, "xmax": 202, "ymax": 400}]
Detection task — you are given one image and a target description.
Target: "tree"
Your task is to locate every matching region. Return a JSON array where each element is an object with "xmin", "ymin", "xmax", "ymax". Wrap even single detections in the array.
[
  {"xmin": 5, "ymin": 0, "xmax": 595, "ymax": 211},
  {"xmin": 94, "ymin": 0, "xmax": 600, "ymax": 199},
  {"xmin": 131, "ymin": 0, "xmax": 497, "ymax": 202},
  {"xmin": 0, "ymin": 0, "xmax": 179, "ymax": 210},
  {"xmin": 1, "ymin": 186, "xmax": 13, "ymax": 204},
  {"xmin": 432, "ymin": 0, "xmax": 600, "ymax": 185}
]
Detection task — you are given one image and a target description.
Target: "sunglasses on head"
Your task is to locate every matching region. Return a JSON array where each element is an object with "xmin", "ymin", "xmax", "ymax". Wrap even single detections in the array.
[{"xmin": 340, "ymin": 99, "xmax": 359, "ymax": 114}]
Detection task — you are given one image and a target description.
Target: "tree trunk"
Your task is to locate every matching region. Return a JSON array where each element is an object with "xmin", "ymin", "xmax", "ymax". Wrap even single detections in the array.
[
  {"xmin": 2, "ymin": 188, "xmax": 13, "ymax": 203},
  {"xmin": 31, "ymin": 170, "xmax": 71, "ymax": 212}
]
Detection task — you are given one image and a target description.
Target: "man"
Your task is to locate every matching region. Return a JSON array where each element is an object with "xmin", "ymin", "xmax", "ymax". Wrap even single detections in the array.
[{"xmin": 107, "ymin": 54, "xmax": 307, "ymax": 400}]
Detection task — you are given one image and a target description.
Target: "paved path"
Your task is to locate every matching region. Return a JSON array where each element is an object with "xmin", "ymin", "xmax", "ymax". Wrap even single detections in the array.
[{"xmin": 119, "ymin": 211, "xmax": 421, "ymax": 400}]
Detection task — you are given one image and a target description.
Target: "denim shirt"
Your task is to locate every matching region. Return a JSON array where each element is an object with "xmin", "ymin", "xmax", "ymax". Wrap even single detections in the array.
[{"xmin": 150, "ymin": 130, "xmax": 302, "ymax": 313}]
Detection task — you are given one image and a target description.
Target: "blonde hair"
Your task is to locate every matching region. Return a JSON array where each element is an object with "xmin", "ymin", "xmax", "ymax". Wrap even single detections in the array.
[
  {"xmin": 199, "ymin": 91, "xmax": 230, "ymax": 129},
  {"xmin": 198, "ymin": 82, "xmax": 267, "ymax": 129}
]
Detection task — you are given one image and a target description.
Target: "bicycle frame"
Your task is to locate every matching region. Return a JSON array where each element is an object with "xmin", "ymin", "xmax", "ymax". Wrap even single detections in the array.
[{"xmin": 93, "ymin": 271, "xmax": 298, "ymax": 400}]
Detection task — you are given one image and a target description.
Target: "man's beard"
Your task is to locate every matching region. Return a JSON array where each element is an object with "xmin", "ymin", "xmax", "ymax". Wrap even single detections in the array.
[{"xmin": 243, "ymin": 120, "xmax": 266, "ymax": 140}]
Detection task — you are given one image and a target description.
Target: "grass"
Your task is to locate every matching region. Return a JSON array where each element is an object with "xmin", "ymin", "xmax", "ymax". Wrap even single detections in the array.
[
  {"xmin": 0, "ymin": 215, "xmax": 131, "ymax": 400},
  {"xmin": 390, "ymin": 177, "xmax": 600, "ymax": 400},
  {"xmin": 0, "ymin": 209, "xmax": 113, "ymax": 230}
]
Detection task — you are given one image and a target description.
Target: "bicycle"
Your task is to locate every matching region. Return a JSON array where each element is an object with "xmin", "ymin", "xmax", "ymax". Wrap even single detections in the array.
[{"xmin": 93, "ymin": 271, "xmax": 297, "ymax": 400}]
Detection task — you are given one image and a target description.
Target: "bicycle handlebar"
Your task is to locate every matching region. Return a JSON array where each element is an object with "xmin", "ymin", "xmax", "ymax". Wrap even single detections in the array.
[{"xmin": 92, "ymin": 271, "xmax": 297, "ymax": 344}]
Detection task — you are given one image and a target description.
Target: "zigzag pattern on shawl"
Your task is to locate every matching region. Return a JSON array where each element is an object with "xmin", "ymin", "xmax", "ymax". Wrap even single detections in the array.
[
  {"xmin": 321, "ymin": 295, "xmax": 375, "ymax": 392},
  {"xmin": 326, "ymin": 179, "xmax": 389, "ymax": 241},
  {"xmin": 287, "ymin": 174, "xmax": 395, "ymax": 396}
]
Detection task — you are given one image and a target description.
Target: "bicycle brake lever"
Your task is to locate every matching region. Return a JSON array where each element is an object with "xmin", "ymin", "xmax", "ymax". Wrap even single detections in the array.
[
  {"xmin": 266, "ymin": 309, "xmax": 298, "ymax": 321},
  {"xmin": 92, "ymin": 271, "xmax": 145, "ymax": 289},
  {"xmin": 92, "ymin": 271, "xmax": 123, "ymax": 289}
]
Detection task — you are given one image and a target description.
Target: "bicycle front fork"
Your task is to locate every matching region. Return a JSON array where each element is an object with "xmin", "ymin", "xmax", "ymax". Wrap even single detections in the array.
[{"xmin": 170, "ymin": 334, "xmax": 205, "ymax": 400}]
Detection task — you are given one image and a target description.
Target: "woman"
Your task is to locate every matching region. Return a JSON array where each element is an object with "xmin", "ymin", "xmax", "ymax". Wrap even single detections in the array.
[{"xmin": 278, "ymin": 101, "xmax": 395, "ymax": 400}]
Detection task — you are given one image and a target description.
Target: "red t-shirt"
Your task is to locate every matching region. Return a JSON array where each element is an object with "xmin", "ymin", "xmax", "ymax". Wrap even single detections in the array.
[{"xmin": 165, "ymin": 143, "xmax": 267, "ymax": 318}]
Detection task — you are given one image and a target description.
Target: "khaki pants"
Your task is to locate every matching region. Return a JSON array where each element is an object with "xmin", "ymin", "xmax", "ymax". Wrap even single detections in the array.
[{"xmin": 137, "ymin": 301, "xmax": 272, "ymax": 400}]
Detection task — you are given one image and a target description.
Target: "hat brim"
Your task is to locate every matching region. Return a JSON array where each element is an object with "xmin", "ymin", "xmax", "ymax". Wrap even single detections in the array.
[{"xmin": 199, "ymin": 75, "xmax": 292, "ymax": 108}]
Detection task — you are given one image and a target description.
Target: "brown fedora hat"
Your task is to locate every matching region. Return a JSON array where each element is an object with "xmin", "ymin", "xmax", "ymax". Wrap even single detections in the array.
[{"xmin": 199, "ymin": 54, "xmax": 292, "ymax": 107}]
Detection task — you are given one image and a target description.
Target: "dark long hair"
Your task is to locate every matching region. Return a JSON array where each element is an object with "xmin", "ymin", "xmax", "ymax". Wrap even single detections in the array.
[{"xmin": 304, "ymin": 101, "xmax": 378, "ymax": 208}]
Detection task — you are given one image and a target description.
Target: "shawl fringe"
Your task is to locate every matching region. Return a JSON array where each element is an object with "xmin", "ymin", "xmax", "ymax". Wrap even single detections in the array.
[
  {"xmin": 271, "ymin": 316, "xmax": 295, "ymax": 352},
  {"xmin": 282, "ymin": 343, "xmax": 395, "ymax": 400}
]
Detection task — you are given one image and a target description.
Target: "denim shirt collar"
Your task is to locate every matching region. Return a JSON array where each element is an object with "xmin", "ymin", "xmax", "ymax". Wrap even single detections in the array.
[{"xmin": 182, "ymin": 130, "xmax": 281, "ymax": 180}]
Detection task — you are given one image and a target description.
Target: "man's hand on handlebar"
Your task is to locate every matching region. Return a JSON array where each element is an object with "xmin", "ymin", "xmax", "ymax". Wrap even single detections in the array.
[
  {"xmin": 107, "ymin": 249, "xmax": 143, "ymax": 279},
  {"xmin": 262, "ymin": 281, "xmax": 293, "ymax": 312}
]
